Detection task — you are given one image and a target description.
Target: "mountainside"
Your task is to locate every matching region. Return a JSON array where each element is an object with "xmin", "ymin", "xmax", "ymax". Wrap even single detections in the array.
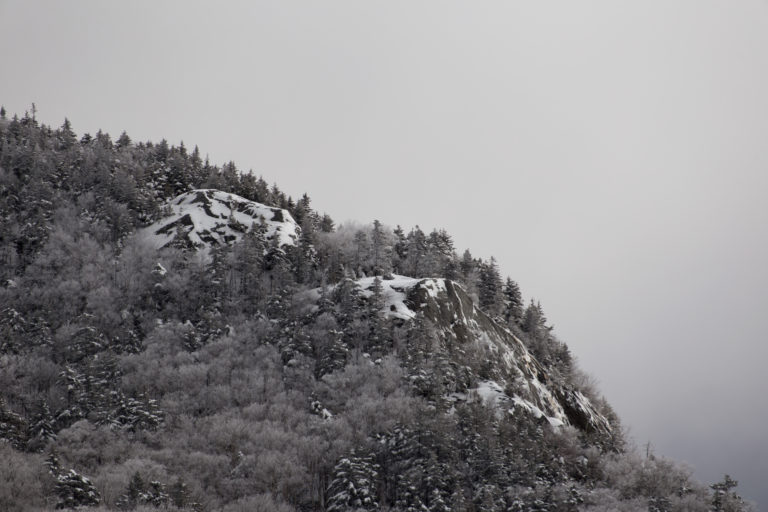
[
  {"xmin": 0, "ymin": 111, "xmax": 753, "ymax": 512},
  {"xmin": 350, "ymin": 276, "xmax": 612, "ymax": 436},
  {"xmin": 141, "ymin": 189, "xmax": 300, "ymax": 250}
]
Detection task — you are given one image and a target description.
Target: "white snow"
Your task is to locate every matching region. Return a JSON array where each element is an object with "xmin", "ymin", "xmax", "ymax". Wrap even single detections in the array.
[
  {"xmin": 528, "ymin": 377, "xmax": 568, "ymax": 425},
  {"xmin": 509, "ymin": 395, "xmax": 564, "ymax": 426},
  {"xmin": 140, "ymin": 189, "xmax": 300, "ymax": 250},
  {"xmin": 356, "ymin": 275, "xmax": 422, "ymax": 320},
  {"xmin": 450, "ymin": 379, "xmax": 565, "ymax": 427},
  {"xmin": 421, "ymin": 278, "xmax": 446, "ymax": 299},
  {"xmin": 475, "ymin": 380, "xmax": 509, "ymax": 407}
]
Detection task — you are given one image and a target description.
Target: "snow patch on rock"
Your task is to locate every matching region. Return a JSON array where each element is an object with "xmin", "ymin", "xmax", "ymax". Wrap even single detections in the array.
[
  {"xmin": 357, "ymin": 275, "xmax": 422, "ymax": 320},
  {"xmin": 140, "ymin": 189, "xmax": 300, "ymax": 250}
]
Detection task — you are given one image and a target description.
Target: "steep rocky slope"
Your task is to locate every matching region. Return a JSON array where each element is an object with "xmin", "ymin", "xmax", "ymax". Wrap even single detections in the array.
[
  {"xmin": 141, "ymin": 189, "xmax": 300, "ymax": 250},
  {"xmin": 352, "ymin": 276, "xmax": 614, "ymax": 437}
]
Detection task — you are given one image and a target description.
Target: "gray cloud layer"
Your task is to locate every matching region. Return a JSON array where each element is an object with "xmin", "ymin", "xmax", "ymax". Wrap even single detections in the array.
[{"xmin": 2, "ymin": 0, "xmax": 767, "ymax": 507}]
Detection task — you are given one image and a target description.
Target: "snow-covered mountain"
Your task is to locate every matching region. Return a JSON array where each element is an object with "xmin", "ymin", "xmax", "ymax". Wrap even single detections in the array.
[
  {"xmin": 334, "ymin": 275, "xmax": 614, "ymax": 437},
  {"xmin": 141, "ymin": 189, "xmax": 300, "ymax": 250},
  {"xmin": 143, "ymin": 189, "xmax": 613, "ymax": 438},
  {"xmin": 5, "ymin": 117, "xmax": 746, "ymax": 511}
]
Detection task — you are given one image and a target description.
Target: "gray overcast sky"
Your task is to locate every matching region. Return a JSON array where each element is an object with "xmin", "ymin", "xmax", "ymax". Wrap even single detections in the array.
[{"xmin": 2, "ymin": 0, "xmax": 768, "ymax": 507}]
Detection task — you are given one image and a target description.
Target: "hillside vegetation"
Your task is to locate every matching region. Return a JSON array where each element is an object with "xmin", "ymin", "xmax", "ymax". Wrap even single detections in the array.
[{"xmin": 0, "ymin": 109, "xmax": 752, "ymax": 511}]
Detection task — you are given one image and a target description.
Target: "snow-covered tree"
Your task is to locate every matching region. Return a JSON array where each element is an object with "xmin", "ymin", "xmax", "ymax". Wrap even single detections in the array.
[
  {"xmin": 27, "ymin": 400, "xmax": 56, "ymax": 451},
  {"xmin": 54, "ymin": 469, "xmax": 100, "ymax": 509},
  {"xmin": 326, "ymin": 455, "xmax": 380, "ymax": 511},
  {"xmin": 711, "ymin": 475, "xmax": 750, "ymax": 512},
  {"xmin": 0, "ymin": 397, "xmax": 27, "ymax": 450}
]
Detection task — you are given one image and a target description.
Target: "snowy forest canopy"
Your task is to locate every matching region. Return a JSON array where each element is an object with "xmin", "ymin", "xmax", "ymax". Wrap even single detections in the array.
[{"xmin": 0, "ymin": 108, "xmax": 752, "ymax": 511}]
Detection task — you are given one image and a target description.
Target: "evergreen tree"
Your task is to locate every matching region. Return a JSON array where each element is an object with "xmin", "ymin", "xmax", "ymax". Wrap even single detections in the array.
[
  {"xmin": 364, "ymin": 276, "xmax": 387, "ymax": 353},
  {"xmin": 460, "ymin": 249, "xmax": 475, "ymax": 277},
  {"xmin": 326, "ymin": 455, "xmax": 380, "ymax": 511},
  {"xmin": 478, "ymin": 257, "xmax": 503, "ymax": 316},
  {"xmin": 46, "ymin": 449, "xmax": 62, "ymax": 476},
  {"xmin": 146, "ymin": 480, "xmax": 169, "ymax": 508},
  {"xmin": 502, "ymin": 278, "xmax": 524, "ymax": 326},
  {"xmin": 711, "ymin": 475, "xmax": 747, "ymax": 512},
  {"xmin": 116, "ymin": 131, "xmax": 132, "ymax": 149},
  {"xmin": 0, "ymin": 397, "xmax": 27, "ymax": 450},
  {"xmin": 393, "ymin": 225, "xmax": 407, "ymax": 265},
  {"xmin": 353, "ymin": 230, "xmax": 369, "ymax": 274},
  {"xmin": 57, "ymin": 364, "xmax": 87, "ymax": 428},
  {"xmin": 169, "ymin": 477, "xmax": 190, "ymax": 509},
  {"xmin": 55, "ymin": 469, "xmax": 100, "ymax": 509},
  {"xmin": 294, "ymin": 218, "xmax": 317, "ymax": 284},
  {"xmin": 319, "ymin": 213, "xmax": 335, "ymax": 233},
  {"xmin": 57, "ymin": 118, "xmax": 77, "ymax": 150},
  {"xmin": 229, "ymin": 221, "xmax": 266, "ymax": 307},
  {"xmin": 27, "ymin": 400, "xmax": 56, "ymax": 451},
  {"xmin": 371, "ymin": 219, "xmax": 388, "ymax": 273},
  {"xmin": 293, "ymin": 192, "xmax": 315, "ymax": 228},
  {"xmin": 404, "ymin": 226, "xmax": 428, "ymax": 277},
  {"xmin": 112, "ymin": 393, "xmax": 164, "ymax": 431},
  {"xmin": 117, "ymin": 471, "xmax": 146, "ymax": 510},
  {"xmin": 315, "ymin": 327, "xmax": 348, "ymax": 378},
  {"xmin": 522, "ymin": 299, "xmax": 549, "ymax": 339},
  {"xmin": 426, "ymin": 228, "xmax": 455, "ymax": 279}
]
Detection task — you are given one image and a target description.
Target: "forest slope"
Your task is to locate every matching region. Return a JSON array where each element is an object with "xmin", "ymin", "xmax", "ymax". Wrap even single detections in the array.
[{"xmin": 0, "ymin": 110, "xmax": 753, "ymax": 511}]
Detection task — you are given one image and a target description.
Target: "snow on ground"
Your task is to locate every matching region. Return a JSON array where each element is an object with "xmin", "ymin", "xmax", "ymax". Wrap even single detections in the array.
[
  {"xmin": 421, "ymin": 278, "xmax": 446, "ymax": 299},
  {"xmin": 357, "ymin": 275, "xmax": 423, "ymax": 320},
  {"xmin": 140, "ymin": 189, "xmax": 300, "ymax": 250},
  {"xmin": 450, "ymin": 380, "xmax": 565, "ymax": 427},
  {"xmin": 474, "ymin": 380, "xmax": 509, "ymax": 408}
]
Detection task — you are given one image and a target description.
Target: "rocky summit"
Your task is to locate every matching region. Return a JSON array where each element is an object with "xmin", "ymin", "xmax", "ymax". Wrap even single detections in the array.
[{"xmin": 141, "ymin": 189, "xmax": 300, "ymax": 250}]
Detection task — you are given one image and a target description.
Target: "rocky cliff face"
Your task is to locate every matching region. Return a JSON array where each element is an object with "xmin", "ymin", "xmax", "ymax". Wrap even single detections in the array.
[
  {"xmin": 357, "ymin": 276, "xmax": 614, "ymax": 437},
  {"xmin": 141, "ymin": 189, "xmax": 300, "ymax": 250}
]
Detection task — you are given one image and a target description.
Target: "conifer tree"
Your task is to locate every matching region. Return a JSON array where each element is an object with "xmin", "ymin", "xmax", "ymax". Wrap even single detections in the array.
[
  {"xmin": 353, "ymin": 230, "xmax": 369, "ymax": 274},
  {"xmin": 294, "ymin": 218, "xmax": 317, "ymax": 284},
  {"xmin": 315, "ymin": 328, "xmax": 348, "ymax": 378},
  {"xmin": 169, "ymin": 477, "xmax": 190, "ymax": 509},
  {"xmin": 711, "ymin": 475, "xmax": 747, "ymax": 512},
  {"xmin": 502, "ymin": 278, "xmax": 524, "ymax": 326},
  {"xmin": 146, "ymin": 480, "xmax": 169, "ymax": 508},
  {"xmin": 478, "ymin": 257, "xmax": 503, "ymax": 316},
  {"xmin": 57, "ymin": 118, "xmax": 77, "ymax": 150},
  {"xmin": 117, "ymin": 471, "xmax": 146, "ymax": 510},
  {"xmin": 522, "ymin": 299, "xmax": 549, "ymax": 339},
  {"xmin": 458, "ymin": 249, "xmax": 478, "ymax": 295},
  {"xmin": 116, "ymin": 131, "xmax": 132, "ymax": 149},
  {"xmin": 326, "ymin": 455, "xmax": 380, "ymax": 511},
  {"xmin": 319, "ymin": 213, "xmax": 335, "ymax": 233},
  {"xmin": 27, "ymin": 400, "xmax": 56, "ymax": 451},
  {"xmin": 404, "ymin": 226, "xmax": 428, "ymax": 277},
  {"xmin": 364, "ymin": 276, "xmax": 387, "ymax": 353},
  {"xmin": 371, "ymin": 219, "xmax": 389, "ymax": 273},
  {"xmin": 0, "ymin": 397, "xmax": 28, "ymax": 450},
  {"xmin": 46, "ymin": 449, "xmax": 62, "ymax": 476},
  {"xmin": 55, "ymin": 469, "xmax": 101, "ymax": 509}
]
